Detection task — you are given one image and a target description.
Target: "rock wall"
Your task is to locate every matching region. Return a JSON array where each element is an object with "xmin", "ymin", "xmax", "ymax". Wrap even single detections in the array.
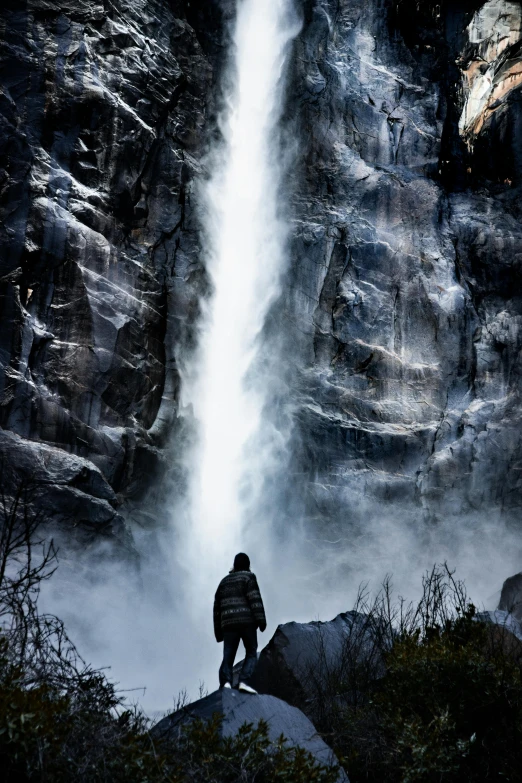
[
  {"xmin": 0, "ymin": 0, "xmax": 213, "ymax": 539},
  {"xmin": 283, "ymin": 0, "xmax": 522, "ymax": 533},
  {"xmin": 2, "ymin": 0, "xmax": 522, "ymax": 543}
]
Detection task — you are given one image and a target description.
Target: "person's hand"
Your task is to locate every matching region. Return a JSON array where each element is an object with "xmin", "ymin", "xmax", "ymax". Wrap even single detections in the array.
[
  {"xmin": 259, "ymin": 623, "xmax": 266, "ymax": 633},
  {"xmin": 216, "ymin": 635, "xmax": 223, "ymax": 643}
]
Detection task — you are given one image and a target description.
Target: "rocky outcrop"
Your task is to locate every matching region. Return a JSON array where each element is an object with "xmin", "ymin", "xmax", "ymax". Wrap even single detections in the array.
[
  {"xmin": 0, "ymin": 427, "xmax": 130, "ymax": 546},
  {"xmin": 154, "ymin": 687, "xmax": 348, "ymax": 781},
  {"xmin": 478, "ymin": 608, "xmax": 522, "ymax": 644},
  {"xmin": 498, "ymin": 573, "xmax": 522, "ymax": 623},
  {"xmin": 459, "ymin": 0, "xmax": 522, "ymax": 144},
  {"xmin": 0, "ymin": 0, "xmax": 213, "ymax": 532}
]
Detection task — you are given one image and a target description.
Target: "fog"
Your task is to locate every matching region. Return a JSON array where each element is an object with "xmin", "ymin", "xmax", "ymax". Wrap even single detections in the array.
[{"xmin": 42, "ymin": 504, "xmax": 522, "ymax": 715}]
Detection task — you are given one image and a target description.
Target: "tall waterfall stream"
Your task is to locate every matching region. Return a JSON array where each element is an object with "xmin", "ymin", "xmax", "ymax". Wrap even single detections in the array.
[{"xmin": 179, "ymin": 0, "xmax": 299, "ymax": 609}]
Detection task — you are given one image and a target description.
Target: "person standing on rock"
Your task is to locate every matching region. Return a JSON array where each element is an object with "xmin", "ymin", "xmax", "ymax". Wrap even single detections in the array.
[{"xmin": 213, "ymin": 552, "xmax": 267, "ymax": 694}]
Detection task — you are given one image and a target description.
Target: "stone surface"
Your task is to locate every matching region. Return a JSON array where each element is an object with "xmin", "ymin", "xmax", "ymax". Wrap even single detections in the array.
[
  {"xmin": 478, "ymin": 608, "xmax": 522, "ymax": 641},
  {"xmin": 276, "ymin": 0, "xmax": 522, "ymax": 538},
  {"xmin": 248, "ymin": 613, "xmax": 385, "ymax": 719},
  {"xmin": 0, "ymin": 0, "xmax": 213, "ymax": 532},
  {"xmin": 0, "ymin": 427, "xmax": 131, "ymax": 548},
  {"xmin": 154, "ymin": 687, "xmax": 348, "ymax": 781},
  {"xmin": 459, "ymin": 0, "xmax": 522, "ymax": 143},
  {"xmin": 498, "ymin": 574, "xmax": 522, "ymax": 623}
]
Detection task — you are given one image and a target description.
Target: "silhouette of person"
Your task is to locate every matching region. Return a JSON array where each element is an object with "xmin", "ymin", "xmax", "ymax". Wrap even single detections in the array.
[{"xmin": 213, "ymin": 552, "xmax": 267, "ymax": 693}]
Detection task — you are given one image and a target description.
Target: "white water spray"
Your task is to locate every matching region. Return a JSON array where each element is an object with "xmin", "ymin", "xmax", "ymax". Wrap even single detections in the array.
[{"xmin": 180, "ymin": 0, "xmax": 299, "ymax": 604}]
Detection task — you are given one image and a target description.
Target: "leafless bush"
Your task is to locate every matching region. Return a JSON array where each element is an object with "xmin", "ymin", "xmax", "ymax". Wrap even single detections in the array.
[
  {"xmin": 0, "ymin": 480, "xmax": 168, "ymax": 781},
  {"xmin": 299, "ymin": 564, "xmax": 474, "ymax": 773},
  {"xmin": 0, "ymin": 481, "xmax": 84, "ymax": 688}
]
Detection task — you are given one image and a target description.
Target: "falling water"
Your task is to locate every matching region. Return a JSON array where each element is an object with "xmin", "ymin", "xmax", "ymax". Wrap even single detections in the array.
[{"xmin": 180, "ymin": 0, "xmax": 299, "ymax": 607}]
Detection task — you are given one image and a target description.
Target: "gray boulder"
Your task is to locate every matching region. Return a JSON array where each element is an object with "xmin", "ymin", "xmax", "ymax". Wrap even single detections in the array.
[
  {"xmin": 498, "ymin": 573, "xmax": 522, "ymax": 624},
  {"xmin": 477, "ymin": 609, "xmax": 522, "ymax": 643},
  {"xmin": 154, "ymin": 687, "xmax": 348, "ymax": 781},
  {"xmin": 248, "ymin": 612, "xmax": 386, "ymax": 719}
]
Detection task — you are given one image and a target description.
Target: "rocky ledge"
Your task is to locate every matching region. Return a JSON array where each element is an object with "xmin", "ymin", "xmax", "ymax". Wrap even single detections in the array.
[{"xmin": 154, "ymin": 687, "xmax": 348, "ymax": 782}]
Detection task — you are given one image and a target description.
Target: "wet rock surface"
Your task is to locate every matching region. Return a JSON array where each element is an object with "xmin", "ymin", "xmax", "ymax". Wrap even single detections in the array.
[
  {"xmin": 0, "ymin": 0, "xmax": 213, "ymax": 532},
  {"xmin": 248, "ymin": 612, "xmax": 385, "ymax": 718},
  {"xmin": 154, "ymin": 687, "xmax": 348, "ymax": 781},
  {"xmin": 280, "ymin": 0, "xmax": 522, "ymax": 535},
  {"xmin": 498, "ymin": 573, "xmax": 522, "ymax": 623}
]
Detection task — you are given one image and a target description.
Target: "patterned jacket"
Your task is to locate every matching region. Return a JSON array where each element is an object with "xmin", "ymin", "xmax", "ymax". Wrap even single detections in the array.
[{"xmin": 213, "ymin": 570, "xmax": 266, "ymax": 641}]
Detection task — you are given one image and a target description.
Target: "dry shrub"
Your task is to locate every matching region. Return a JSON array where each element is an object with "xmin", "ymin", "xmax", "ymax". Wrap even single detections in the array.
[{"xmin": 303, "ymin": 565, "xmax": 522, "ymax": 782}]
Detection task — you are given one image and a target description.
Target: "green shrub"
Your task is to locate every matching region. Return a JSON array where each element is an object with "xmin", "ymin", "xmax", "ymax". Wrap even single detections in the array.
[
  {"xmin": 309, "ymin": 567, "xmax": 522, "ymax": 782},
  {"xmin": 0, "ymin": 639, "xmax": 340, "ymax": 783},
  {"xmin": 377, "ymin": 605, "xmax": 522, "ymax": 781},
  {"xmin": 0, "ymin": 634, "xmax": 167, "ymax": 783},
  {"xmin": 170, "ymin": 715, "xmax": 340, "ymax": 783}
]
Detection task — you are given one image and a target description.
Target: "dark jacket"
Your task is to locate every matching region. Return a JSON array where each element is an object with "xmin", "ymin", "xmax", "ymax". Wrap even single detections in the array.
[{"xmin": 213, "ymin": 569, "xmax": 266, "ymax": 642}]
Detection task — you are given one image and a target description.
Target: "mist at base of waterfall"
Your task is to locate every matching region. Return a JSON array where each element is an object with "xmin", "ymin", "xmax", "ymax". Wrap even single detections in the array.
[{"xmin": 40, "ymin": 503, "xmax": 522, "ymax": 714}]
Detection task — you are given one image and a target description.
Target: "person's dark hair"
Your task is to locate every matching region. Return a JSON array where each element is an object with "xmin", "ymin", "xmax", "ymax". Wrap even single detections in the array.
[{"xmin": 234, "ymin": 552, "xmax": 250, "ymax": 571}]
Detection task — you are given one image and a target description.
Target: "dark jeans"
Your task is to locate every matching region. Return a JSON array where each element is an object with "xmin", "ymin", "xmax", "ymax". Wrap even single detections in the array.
[{"xmin": 219, "ymin": 625, "xmax": 258, "ymax": 688}]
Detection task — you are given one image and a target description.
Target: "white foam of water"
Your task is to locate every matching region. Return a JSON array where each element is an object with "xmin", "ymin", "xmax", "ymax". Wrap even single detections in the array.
[{"xmin": 178, "ymin": 0, "xmax": 299, "ymax": 608}]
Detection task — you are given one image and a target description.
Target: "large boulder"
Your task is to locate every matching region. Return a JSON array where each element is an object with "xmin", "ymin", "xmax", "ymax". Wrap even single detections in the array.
[
  {"xmin": 154, "ymin": 687, "xmax": 348, "ymax": 781},
  {"xmin": 480, "ymin": 608, "xmax": 522, "ymax": 642},
  {"xmin": 498, "ymin": 573, "xmax": 522, "ymax": 624},
  {"xmin": 248, "ymin": 612, "xmax": 387, "ymax": 719}
]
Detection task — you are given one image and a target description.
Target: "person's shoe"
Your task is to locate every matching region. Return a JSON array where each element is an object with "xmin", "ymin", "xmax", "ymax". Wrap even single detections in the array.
[
  {"xmin": 238, "ymin": 682, "xmax": 257, "ymax": 695},
  {"xmin": 223, "ymin": 682, "xmax": 232, "ymax": 689}
]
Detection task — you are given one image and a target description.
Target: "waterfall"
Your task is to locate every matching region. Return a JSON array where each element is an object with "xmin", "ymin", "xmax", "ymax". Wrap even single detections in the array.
[{"xmin": 179, "ymin": 0, "xmax": 299, "ymax": 607}]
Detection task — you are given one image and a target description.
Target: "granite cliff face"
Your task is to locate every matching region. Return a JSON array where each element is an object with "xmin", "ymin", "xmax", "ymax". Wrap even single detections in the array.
[
  {"xmin": 0, "ymin": 0, "xmax": 212, "ymax": 540},
  {"xmin": 283, "ymin": 0, "xmax": 522, "ymax": 537},
  {"xmin": 2, "ymin": 0, "xmax": 522, "ymax": 545}
]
